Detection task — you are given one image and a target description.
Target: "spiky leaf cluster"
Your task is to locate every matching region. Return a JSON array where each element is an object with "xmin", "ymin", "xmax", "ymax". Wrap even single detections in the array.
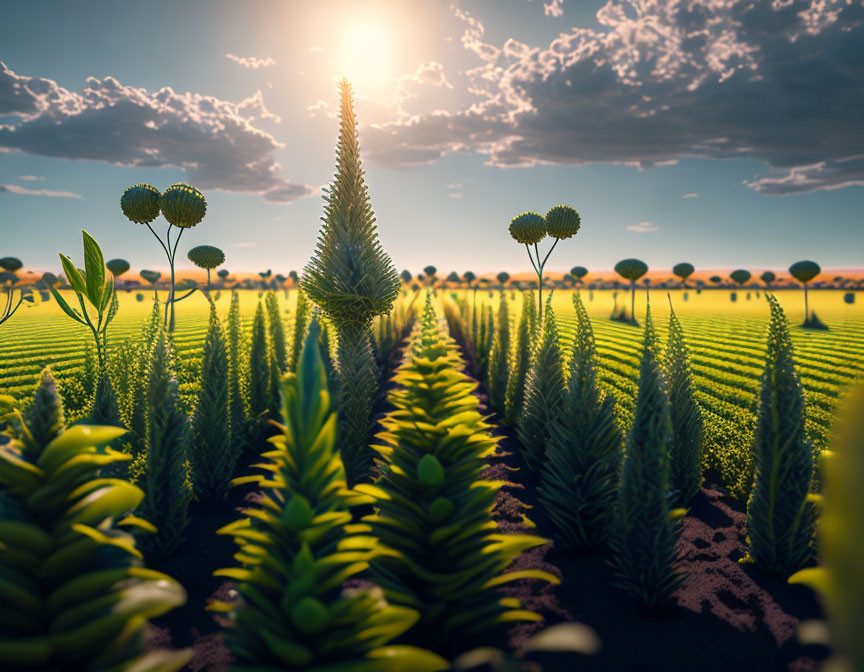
[
  {"xmin": 539, "ymin": 293, "xmax": 623, "ymax": 548},
  {"xmin": 226, "ymin": 291, "xmax": 250, "ymax": 452},
  {"xmin": 544, "ymin": 205, "xmax": 581, "ymax": 240},
  {"xmin": 504, "ymin": 291, "xmax": 537, "ymax": 426},
  {"xmin": 215, "ymin": 321, "xmax": 447, "ymax": 672},
  {"xmin": 518, "ymin": 301, "xmax": 566, "ymax": 471},
  {"xmin": 189, "ymin": 304, "xmax": 236, "ymax": 503},
  {"xmin": 360, "ymin": 295, "xmax": 557, "ymax": 656},
  {"xmin": 135, "ymin": 332, "xmax": 191, "ymax": 559},
  {"xmin": 486, "ymin": 290, "xmax": 511, "ymax": 414},
  {"xmin": 745, "ymin": 295, "xmax": 815, "ymax": 575},
  {"xmin": 120, "ymin": 183, "xmax": 161, "ymax": 224},
  {"xmin": 264, "ymin": 292, "xmax": 288, "ymax": 373},
  {"xmin": 664, "ymin": 303, "xmax": 704, "ymax": 505},
  {"xmin": 609, "ymin": 306, "xmax": 683, "ymax": 607},
  {"xmin": 301, "ymin": 80, "xmax": 399, "ymax": 325},
  {"xmin": 248, "ymin": 300, "xmax": 277, "ymax": 445},
  {"xmin": 0, "ymin": 369, "xmax": 190, "ymax": 671},
  {"xmin": 509, "ymin": 212, "xmax": 546, "ymax": 245},
  {"xmin": 290, "ymin": 289, "xmax": 310, "ymax": 372}
]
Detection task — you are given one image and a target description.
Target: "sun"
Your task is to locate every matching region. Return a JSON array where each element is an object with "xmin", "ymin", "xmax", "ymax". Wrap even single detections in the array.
[{"xmin": 332, "ymin": 18, "xmax": 397, "ymax": 95}]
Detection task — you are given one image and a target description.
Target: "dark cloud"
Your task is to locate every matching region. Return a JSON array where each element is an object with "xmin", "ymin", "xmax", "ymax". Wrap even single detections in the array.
[
  {"xmin": 367, "ymin": 0, "xmax": 864, "ymax": 195},
  {"xmin": 0, "ymin": 62, "xmax": 316, "ymax": 203}
]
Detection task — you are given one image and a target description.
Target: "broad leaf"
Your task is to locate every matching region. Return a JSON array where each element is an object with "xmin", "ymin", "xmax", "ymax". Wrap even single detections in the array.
[{"xmin": 82, "ymin": 230, "xmax": 106, "ymax": 307}]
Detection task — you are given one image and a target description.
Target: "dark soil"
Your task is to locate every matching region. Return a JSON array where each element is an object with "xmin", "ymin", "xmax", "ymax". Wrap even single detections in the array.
[{"xmin": 148, "ymin": 333, "xmax": 830, "ymax": 672}]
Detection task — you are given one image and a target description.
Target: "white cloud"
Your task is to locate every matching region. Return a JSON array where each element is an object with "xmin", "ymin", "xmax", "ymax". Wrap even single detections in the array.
[
  {"xmin": 681, "ymin": 193, "xmax": 699, "ymax": 199},
  {"xmin": 626, "ymin": 221, "xmax": 659, "ymax": 233},
  {"xmin": 18, "ymin": 175, "xmax": 43, "ymax": 181},
  {"xmin": 225, "ymin": 54, "xmax": 276, "ymax": 69},
  {"xmin": 544, "ymin": 0, "xmax": 564, "ymax": 18},
  {"xmin": 0, "ymin": 62, "xmax": 316, "ymax": 204},
  {"xmin": 0, "ymin": 183, "xmax": 81, "ymax": 198}
]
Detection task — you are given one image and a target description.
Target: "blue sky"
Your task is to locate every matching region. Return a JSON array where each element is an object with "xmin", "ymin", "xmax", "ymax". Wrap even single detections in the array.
[{"xmin": 1, "ymin": 0, "xmax": 862, "ymax": 277}]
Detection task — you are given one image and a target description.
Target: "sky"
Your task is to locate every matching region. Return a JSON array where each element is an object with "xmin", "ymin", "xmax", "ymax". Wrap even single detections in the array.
[{"xmin": 1, "ymin": 0, "xmax": 862, "ymax": 277}]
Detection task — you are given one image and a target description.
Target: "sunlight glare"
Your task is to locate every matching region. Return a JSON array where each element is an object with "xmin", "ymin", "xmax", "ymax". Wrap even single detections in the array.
[{"xmin": 333, "ymin": 17, "xmax": 396, "ymax": 95}]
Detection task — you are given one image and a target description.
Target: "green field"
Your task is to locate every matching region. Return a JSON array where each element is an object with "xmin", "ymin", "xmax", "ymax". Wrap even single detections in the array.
[{"xmin": 2, "ymin": 287, "xmax": 862, "ymax": 477}]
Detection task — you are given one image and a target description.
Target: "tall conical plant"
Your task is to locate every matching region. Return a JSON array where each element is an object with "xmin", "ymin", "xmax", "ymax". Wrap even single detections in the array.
[
  {"xmin": 744, "ymin": 295, "xmax": 815, "ymax": 575},
  {"xmin": 486, "ymin": 289, "xmax": 511, "ymax": 414},
  {"xmin": 665, "ymin": 298, "xmax": 704, "ymax": 505},
  {"xmin": 247, "ymin": 300, "xmax": 274, "ymax": 446},
  {"xmin": 189, "ymin": 303, "xmax": 235, "ymax": 503},
  {"xmin": 539, "ymin": 292, "xmax": 623, "ymax": 548},
  {"xmin": 518, "ymin": 300, "xmax": 566, "ymax": 471},
  {"xmin": 609, "ymin": 306, "xmax": 683, "ymax": 607},
  {"xmin": 290, "ymin": 288, "xmax": 310, "ymax": 372},
  {"xmin": 504, "ymin": 291, "xmax": 537, "ymax": 426},
  {"xmin": 301, "ymin": 79, "xmax": 399, "ymax": 485},
  {"xmin": 136, "ymin": 331, "xmax": 191, "ymax": 560},
  {"xmin": 265, "ymin": 291, "xmax": 288, "ymax": 372},
  {"xmin": 226, "ymin": 290, "xmax": 249, "ymax": 452},
  {"xmin": 360, "ymin": 295, "xmax": 557, "ymax": 657},
  {"xmin": 0, "ymin": 368, "xmax": 191, "ymax": 671}
]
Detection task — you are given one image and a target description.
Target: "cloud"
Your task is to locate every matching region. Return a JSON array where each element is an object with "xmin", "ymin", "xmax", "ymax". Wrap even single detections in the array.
[
  {"xmin": 449, "ymin": 192, "xmax": 463, "ymax": 198},
  {"xmin": 225, "ymin": 54, "xmax": 276, "ymax": 69},
  {"xmin": 544, "ymin": 0, "xmax": 564, "ymax": 18},
  {"xmin": 627, "ymin": 221, "xmax": 659, "ymax": 233},
  {"xmin": 366, "ymin": 1, "xmax": 864, "ymax": 195},
  {"xmin": 307, "ymin": 99, "xmax": 331, "ymax": 118},
  {"xmin": 0, "ymin": 62, "xmax": 316, "ymax": 204},
  {"xmin": 681, "ymin": 193, "xmax": 699, "ymax": 199},
  {"xmin": 0, "ymin": 183, "xmax": 82, "ymax": 198},
  {"xmin": 406, "ymin": 62, "xmax": 453, "ymax": 89},
  {"xmin": 18, "ymin": 174, "xmax": 43, "ymax": 181}
]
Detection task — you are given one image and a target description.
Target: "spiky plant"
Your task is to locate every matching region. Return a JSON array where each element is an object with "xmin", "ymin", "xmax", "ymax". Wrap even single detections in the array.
[
  {"xmin": 609, "ymin": 305, "xmax": 683, "ymax": 607},
  {"xmin": 0, "ymin": 368, "xmax": 190, "ymax": 671},
  {"xmin": 360, "ymin": 295, "xmax": 557, "ymax": 657},
  {"xmin": 790, "ymin": 387, "xmax": 864, "ymax": 671},
  {"xmin": 539, "ymin": 292, "xmax": 623, "ymax": 548},
  {"xmin": 125, "ymin": 300, "xmax": 162, "ymax": 456},
  {"xmin": 518, "ymin": 300, "xmax": 566, "ymax": 471},
  {"xmin": 504, "ymin": 291, "xmax": 537, "ymax": 426},
  {"xmin": 213, "ymin": 320, "xmax": 447, "ymax": 672},
  {"xmin": 486, "ymin": 289, "xmax": 511, "ymax": 414},
  {"xmin": 290, "ymin": 288, "xmax": 310, "ymax": 372},
  {"xmin": 744, "ymin": 295, "xmax": 815, "ymax": 575},
  {"xmin": 189, "ymin": 303, "xmax": 235, "ymax": 503},
  {"xmin": 265, "ymin": 291, "xmax": 288, "ymax": 373},
  {"xmin": 135, "ymin": 331, "xmax": 191, "ymax": 560},
  {"xmin": 665, "ymin": 298, "xmax": 704, "ymax": 505},
  {"xmin": 247, "ymin": 300, "xmax": 274, "ymax": 446},
  {"xmin": 226, "ymin": 291, "xmax": 249, "ymax": 452},
  {"xmin": 301, "ymin": 79, "xmax": 399, "ymax": 485}
]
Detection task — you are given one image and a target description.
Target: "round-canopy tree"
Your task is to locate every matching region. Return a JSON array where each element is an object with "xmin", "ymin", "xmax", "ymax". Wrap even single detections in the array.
[
  {"xmin": 614, "ymin": 258, "xmax": 648, "ymax": 323},
  {"xmin": 710, "ymin": 275, "xmax": 722, "ymax": 286},
  {"xmin": 497, "ymin": 271, "xmax": 510, "ymax": 287},
  {"xmin": 106, "ymin": 258, "xmax": 130, "ymax": 280},
  {"xmin": 187, "ymin": 244, "xmax": 225, "ymax": 291},
  {"xmin": 217, "ymin": 268, "xmax": 230, "ymax": 285},
  {"xmin": 400, "ymin": 269, "xmax": 412, "ymax": 285},
  {"xmin": 0, "ymin": 257, "xmax": 38, "ymax": 328},
  {"xmin": 789, "ymin": 260, "xmax": 821, "ymax": 323},
  {"xmin": 730, "ymin": 269, "xmax": 752, "ymax": 287},
  {"xmin": 0, "ymin": 257, "xmax": 24, "ymax": 272},
  {"xmin": 760, "ymin": 271, "xmax": 776, "ymax": 289},
  {"xmin": 121, "ymin": 182, "xmax": 207, "ymax": 330},
  {"xmin": 445, "ymin": 271, "xmax": 460, "ymax": 286},
  {"xmin": 672, "ymin": 262, "xmax": 695, "ymax": 287},
  {"xmin": 570, "ymin": 266, "xmax": 588, "ymax": 286},
  {"xmin": 423, "ymin": 265, "xmax": 437, "ymax": 287},
  {"xmin": 509, "ymin": 205, "xmax": 581, "ymax": 320}
]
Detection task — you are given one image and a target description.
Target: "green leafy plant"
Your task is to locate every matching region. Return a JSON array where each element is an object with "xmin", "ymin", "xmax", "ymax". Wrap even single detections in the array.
[
  {"xmin": 672, "ymin": 263, "xmax": 695, "ymax": 287},
  {"xmin": 290, "ymin": 288, "xmax": 310, "ymax": 372},
  {"xmin": 265, "ymin": 291, "xmax": 288, "ymax": 373},
  {"xmin": 120, "ymin": 182, "xmax": 207, "ymax": 330},
  {"xmin": 189, "ymin": 303, "xmax": 236, "ymax": 503},
  {"xmin": 504, "ymin": 291, "xmax": 537, "ymax": 426},
  {"xmin": 187, "ymin": 244, "xmax": 225, "ymax": 292},
  {"xmin": 49, "ymin": 230, "xmax": 116, "ymax": 371},
  {"xmin": 613, "ymin": 258, "xmax": 648, "ymax": 323},
  {"xmin": 518, "ymin": 300, "xmax": 566, "ymax": 471},
  {"xmin": 744, "ymin": 295, "xmax": 815, "ymax": 576},
  {"xmin": 0, "ymin": 257, "xmax": 40, "ymax": 330},
  {"xmin": 0, "ymin": 368, "xmax": 190, "ymax": 671},
  {"xmin": 539, "ymin": 292, "xmax": 623, "ymax": 548},
  {"xmin": 789, "ymin": 387, "xmax": 864, "ymax": 671},
  {"xmin": 247, "ymin": 300, "xmax": 277, "ymax": 446},
  {"xmin": 508, "ymin": 205, "xmax": 581, "ymax": 320},
  {"xmin": 213, "ymin": 319, "xmax": 448, "ymax": 672},
  {"xmin": 135, "ymin": 331, "xmax": 191, "ymax": 560},
  {"xmin": 486, "ymin": 289, "xmax": 511, "ymax": 414},
  {"xmin": 609, "ymin": 305, "xmax": 683, "ymax": 607},
  {"xmin": 360, "ymin": 296, "xmax": 558, "ymax": 656},
  {"xmin": 665, "ymin": 297, "xmax": 704, "ymax": 505},
  {"xmin": 226, "ymin": 290, "xmax": 250, "ymax": 453},
  {"xmin": 301, "ymin": 79, "xmax": 400, "ymax": 485}
]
